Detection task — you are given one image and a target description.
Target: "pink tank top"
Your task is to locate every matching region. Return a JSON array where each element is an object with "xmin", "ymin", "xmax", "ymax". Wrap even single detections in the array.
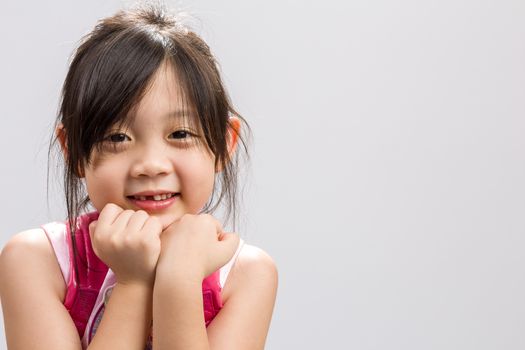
[{"xmin": 41, "ymin": 211, "xmax": 244, "ymax": 349}]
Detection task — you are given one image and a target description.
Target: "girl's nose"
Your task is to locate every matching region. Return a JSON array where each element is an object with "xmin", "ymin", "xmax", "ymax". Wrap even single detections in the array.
[{"xmin": 130, "ymin": 147, "xmax": 172, "ymax": 178}]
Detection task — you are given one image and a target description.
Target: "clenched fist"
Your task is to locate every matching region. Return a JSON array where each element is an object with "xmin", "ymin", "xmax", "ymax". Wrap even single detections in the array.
[
  {"xmin": 156, "ymin": 214, "xmax": 240, "ymax": 282},
  {"xmin": 88, "ymin": 203, "xmax": 163, "ymax": 286}
]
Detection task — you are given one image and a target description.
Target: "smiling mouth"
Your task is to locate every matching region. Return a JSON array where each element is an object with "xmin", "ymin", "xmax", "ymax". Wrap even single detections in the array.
[{"xmin": 127, "ymin": 193, "xmax": 179, "ymax": 201}]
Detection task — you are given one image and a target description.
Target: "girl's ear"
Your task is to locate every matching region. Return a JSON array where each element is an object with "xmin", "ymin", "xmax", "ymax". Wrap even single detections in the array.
[
  {"xmin": 56, "ymin": 123, "xmax": 85, "ymax": 178},
  {"xmin": 56, "ymin": 123, "xmax": 68, "ymax": 159},
  {"xmin": 227, "ymin": 116, "xmax": 241, "ymax": 158},
  {"xmin": 216, "ymin": 116, "xmax": 241, "ymax": 173}
]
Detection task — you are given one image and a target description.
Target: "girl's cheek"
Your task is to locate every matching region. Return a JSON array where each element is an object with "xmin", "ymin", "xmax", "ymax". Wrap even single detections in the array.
[
  {"xmin": 84, "ymin": 162, "xmax": 124, "ymax": 209},
  {"xmin": 176, "ymin": 154, "xmax": 216, "ymax": 209}
]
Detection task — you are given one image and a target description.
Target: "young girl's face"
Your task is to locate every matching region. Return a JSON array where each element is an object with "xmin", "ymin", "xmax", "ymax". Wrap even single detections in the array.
[{"xmin": 83, "ymin": 62, "xmax": 216, "ymax": 229}]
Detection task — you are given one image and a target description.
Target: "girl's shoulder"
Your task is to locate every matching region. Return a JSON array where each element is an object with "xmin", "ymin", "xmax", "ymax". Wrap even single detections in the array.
[
  {"xmin": 234, "ymin": 243, "xmax": 277, "ymax": 270},
  {"xmin": 206, "ymin": 242, "xmax": 278, "ymax": 347},
  {"xmin": 220, "ymin": 242, "xmax": 278, "ymax": 302},
  {"xmin": 0, "ymin": 228, "xmax": 84, "ymax": 348},
  {"xmin": 0, "ymin": 227, "xmax": 66, "ymax": 302}
]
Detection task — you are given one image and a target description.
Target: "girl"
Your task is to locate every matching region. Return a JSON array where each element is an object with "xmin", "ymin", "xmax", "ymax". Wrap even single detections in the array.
[{"xmin": 0, "ymin": 3, "xmax": 277, "ymax": 350}]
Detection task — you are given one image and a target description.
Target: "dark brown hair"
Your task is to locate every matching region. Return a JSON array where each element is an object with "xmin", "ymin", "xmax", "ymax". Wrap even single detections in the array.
[{"xmin": 48, "ymin": 3, "xmax": 249, "ymax": 265}]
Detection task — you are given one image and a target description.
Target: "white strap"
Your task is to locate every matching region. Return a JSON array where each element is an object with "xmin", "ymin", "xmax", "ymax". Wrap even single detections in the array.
[
  {"xmin": 219, "ymin": 238, "xmax": 245, "ymax": 288},
  {"xmin": 41, "ymin": 222, "xmax": 71, "ymax": 285}
]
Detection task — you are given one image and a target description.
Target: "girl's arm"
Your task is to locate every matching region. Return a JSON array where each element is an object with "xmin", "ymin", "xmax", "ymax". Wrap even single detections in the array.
[
  {"xmin": 153, "ymin": 244, "xmax": 278, "ymax": 350},
  {"xmin": 206, "ymin": 245, "xmax": 278, "ymax": 349},
  {"xmin": 0, "ymin": 229, "xmax": 154, "ymax": 350},
  {"xmin": 86, "ymin": 205, "xmax": 162, "ymax": 348},
  {"xmin": 86, "ymin": 281, "xmax": 153, "ymax": 349}
]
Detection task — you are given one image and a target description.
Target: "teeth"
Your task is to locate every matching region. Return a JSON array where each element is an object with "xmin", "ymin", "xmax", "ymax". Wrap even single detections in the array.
[{"xmin": 133, "ymin": 193, "xmax": 174, "ymax": 201}]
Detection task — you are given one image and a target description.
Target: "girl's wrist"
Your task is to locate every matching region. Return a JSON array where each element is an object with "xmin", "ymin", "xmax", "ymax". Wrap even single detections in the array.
[
  {"xmin": 113, "ymin": 281, "xmax": 154, "ymax": 304},
  {"xmin": 153, "ymin": 273, "xmax": 203, "ymax": 304},
  {"xmin": 116, "ymin": 275, "xmax": 156, "ymax": 290},
  {"xmin": 155, "ymin": 261, "xmax": 204, "ymax": 287}
]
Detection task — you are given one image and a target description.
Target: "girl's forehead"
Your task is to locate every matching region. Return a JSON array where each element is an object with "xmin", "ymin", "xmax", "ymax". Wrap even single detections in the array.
[
  {"xmin": 138, "ymin": 64, "xmax": 184, "ymax": 113},
  {"xmin": 127, "ymin": 62, "xmax": 197, "ymax": 126}
]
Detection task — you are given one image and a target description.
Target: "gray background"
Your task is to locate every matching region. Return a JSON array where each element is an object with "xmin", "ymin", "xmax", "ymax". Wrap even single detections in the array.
[{"xmin": 1, "ymin": 0, "xmax": 524, "ymax": 349}]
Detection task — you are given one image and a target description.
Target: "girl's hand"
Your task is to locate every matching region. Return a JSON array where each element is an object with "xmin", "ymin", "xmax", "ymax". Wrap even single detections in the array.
[
  {"xmin": 88, "ymin": 203, "xmax": 163, "ymax": 286},
  {"xmin": 156, "ymin": 214, "xmax": 240, "ymax": 282}
]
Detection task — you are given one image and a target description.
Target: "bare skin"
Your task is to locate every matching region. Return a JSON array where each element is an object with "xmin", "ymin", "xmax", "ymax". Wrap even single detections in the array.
[
  {"xmin": 0, "ymin": 221, "xmax": 277, "ymax": 349},
  {"xmin": 1, "ymin": 61, "xmax": 277, "ymax": 349}
]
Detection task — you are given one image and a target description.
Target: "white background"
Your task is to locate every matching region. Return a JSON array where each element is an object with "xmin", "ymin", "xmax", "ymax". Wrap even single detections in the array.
[{"xmin": 1, "ymin": 0, "xmax": 524, "ymax": 349}]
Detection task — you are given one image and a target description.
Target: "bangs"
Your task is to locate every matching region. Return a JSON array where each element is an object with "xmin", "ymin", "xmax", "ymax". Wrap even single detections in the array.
[
  {"xmin": 64, "ymin": 28, "xmax": 167, "ymax": 163},
  {"xmin": 136, "ymin": 57, "xmax": 206, "ymax": 136},
  {"xmin": 90, "ymin": 56, "xmax": 211, "ymax": 158},
  {"xmin": 164, "ymin": 38, "xmax": 231, "ymax": 167},
  {"xmin": 75, "ymin": 43, "xmax": 226, "ymax": 164}
]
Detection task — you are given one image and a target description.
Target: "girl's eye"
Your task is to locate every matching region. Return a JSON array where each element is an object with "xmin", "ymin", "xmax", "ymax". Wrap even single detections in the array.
[
  {"xmin": 99, "ymin": 133, "xmax": 130, "ymax": 153},
  {"xmin": 171, "ymin": 130, "xmax": 192, "ymax": 139},
  {"xmin": 106, "ymin": 133, "xmax": 129, "ymax": 143}
]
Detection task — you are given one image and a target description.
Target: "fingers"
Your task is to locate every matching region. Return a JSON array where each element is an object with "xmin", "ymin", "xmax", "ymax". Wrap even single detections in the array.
[
  {"xmin": 126, "ymin": 210, "xmax": 149, "ymax": 232},
  {"xmin": 142, "ymin": 215, "xmax": 163, "ymax": 239},
  {"xmin": 88, "ymin": 221, "xmax": 97, "ymax": 242},
  {"xmin": 89, "ymin": 221, "xmax": 96, "ymax": 231},
  {"xmin": 87, "ymin": 205, "xmax": 164, "ymax": 285},
  {"xmin": 212, "ymin": 217, "xmax": 223, "ymax": 238},
  {"xmin": 93, "ymin": 204, "xmax": 127, "ymax": 240},
  {"xmin": 219, "ymin": 232, "xmax": 240, "ymax": 245},
  {"xmin": 97, "ymin": 203, "xmax": 124, "ymax": 225},
  {"xmin": 90, "ymin": 205, "xmax": 144, "ymax": 245},
  {"xmin": 218, "ymin": 232, "xmax": 240, "ymax": 261},
  {"xmin": 112, "ymin": 210, "xmax": 135, "ymax": 234}
]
